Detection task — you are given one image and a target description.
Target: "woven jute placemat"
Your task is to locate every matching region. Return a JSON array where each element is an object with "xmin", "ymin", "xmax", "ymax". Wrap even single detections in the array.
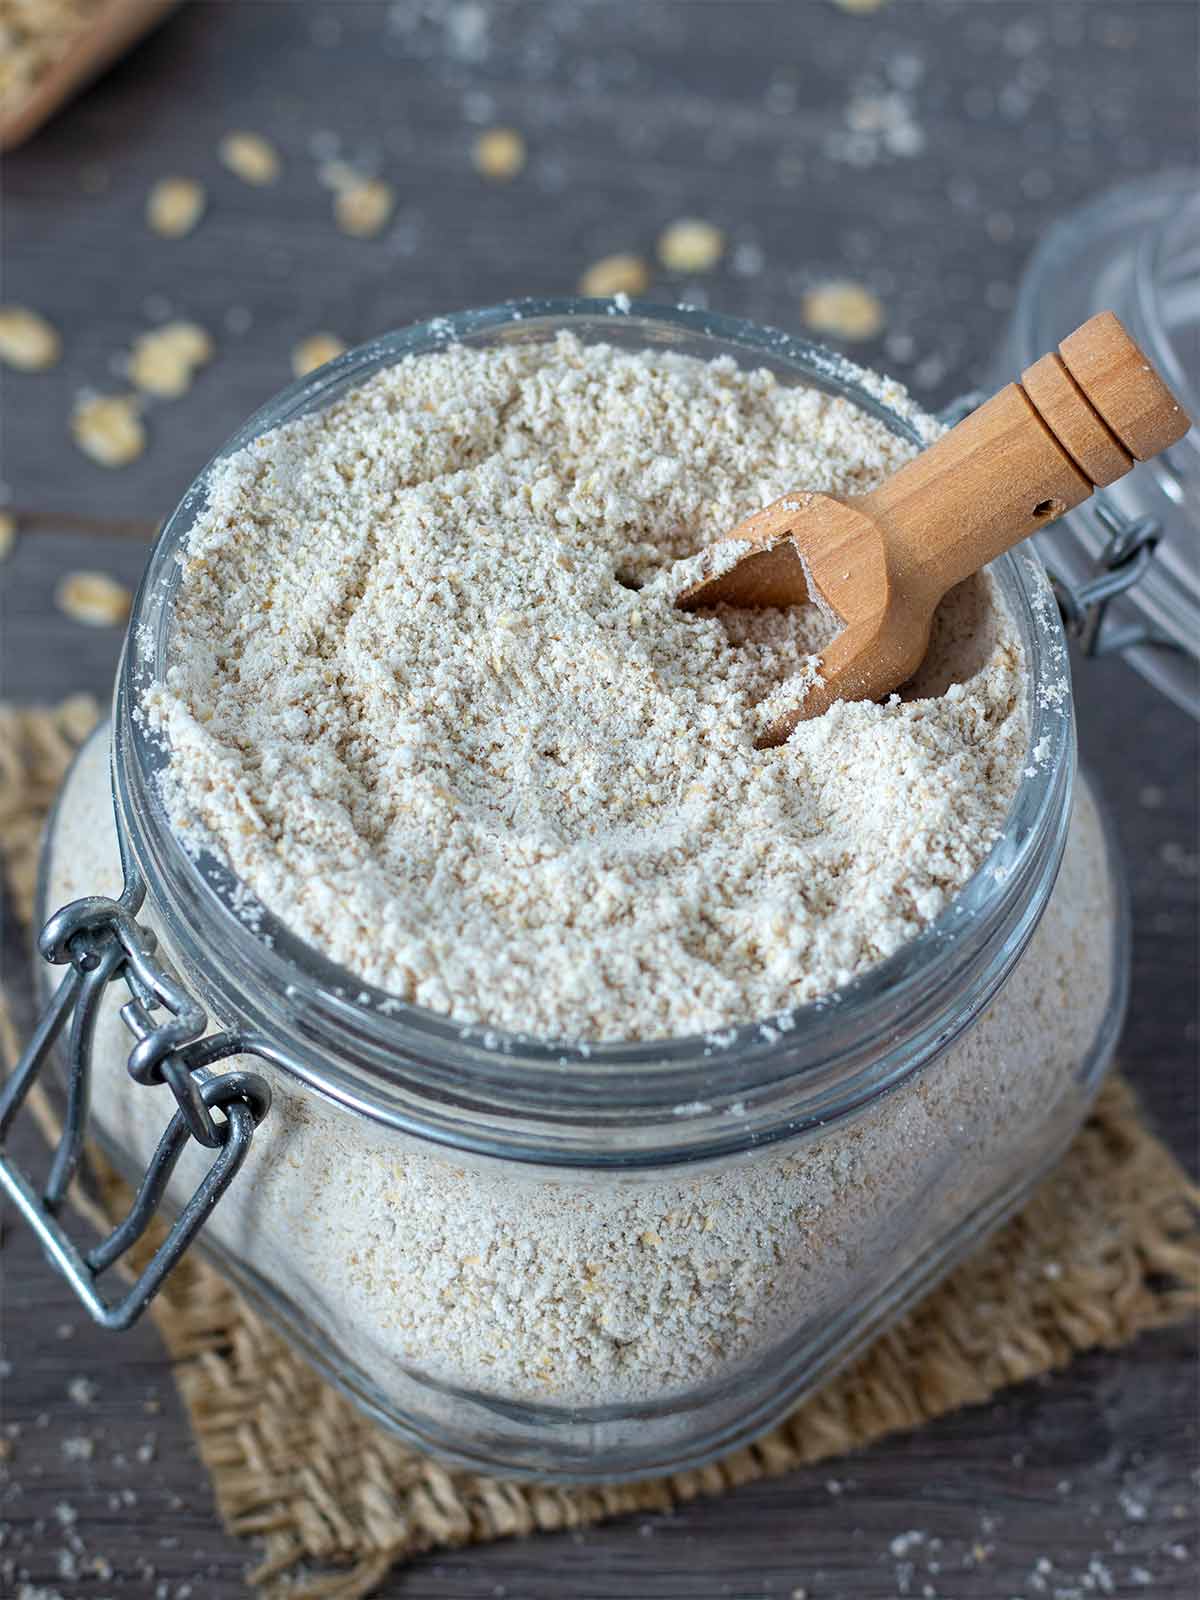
[{"xmin": 2, "ymin": 698, "xmax": 1198, "ymax": 1600}]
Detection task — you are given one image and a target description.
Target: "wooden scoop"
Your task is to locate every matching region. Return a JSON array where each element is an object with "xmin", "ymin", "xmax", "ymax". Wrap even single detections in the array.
[
  {"xmin": 676, "ymin": 311, "xmax": 1192, "ymax": 747},
  {"xmin": 0, "ymin": 0, "xmax": 179, "ymax": 152}
]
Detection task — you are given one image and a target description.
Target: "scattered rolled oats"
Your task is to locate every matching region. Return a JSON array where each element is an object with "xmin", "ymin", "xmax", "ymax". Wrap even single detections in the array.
[
  {"xmin": 0, "ymin": 512, "xmax": 15, "ymax": 561},
  {"xmin": 830, "ymin": 0, "xmax": 890, "ymax": 11},
  {"xmin": 292, "ymin": 333, "xmax": 348, "ymax": 378},
  {"xmin": 218, "ymin": 130, "xmax": 281, "ymax": 186},
  {"xmin": 56, "ymin": 570, "xmax": 133, "ymax": 628},
  {"xmin": 657, "ymin": 218, "xmax": 725, "ymax": 273},
  {"xmin": 0, "ymin": 305, "xmax": 61, "ymax": 370},
  {"xmin": 71, "ymin": 394, "xmax": 146, "ymax": 467},
  {"xmin": 128, "ymin": 321, "xmax": 213, "ymax": 398},
  {"xmin": 157, "ymin": 321, "xmax": 209, "ymax": 364},
  {"xmin": 801, "ymin": 280, "xmax": 886, "ymax": 340},
  {"xmin": 335, "ymin": 177, "xmax": 394, "ymax": 238},
  {"xmin": 472, "ymin": 126, "xmax": 526, "ymax": 181},
  {"xmin": 146, "ymin": 177, "xmax": 206, "ymax": 238},
  {"xmin": 578, "ymin": 254, "xmax": 651, "ymax": 298}
]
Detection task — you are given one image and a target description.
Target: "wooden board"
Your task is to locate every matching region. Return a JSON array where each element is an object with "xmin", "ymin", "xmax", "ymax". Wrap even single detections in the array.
[{"xmin": 1, "ymin": 3, "xmax": 1197, "ymax": 1595}]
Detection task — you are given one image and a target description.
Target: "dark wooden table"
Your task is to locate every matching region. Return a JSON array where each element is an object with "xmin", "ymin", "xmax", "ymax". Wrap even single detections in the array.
[{"xmin": 2, "ymin": 4, "xmax": 1197, "ymax": 1595}]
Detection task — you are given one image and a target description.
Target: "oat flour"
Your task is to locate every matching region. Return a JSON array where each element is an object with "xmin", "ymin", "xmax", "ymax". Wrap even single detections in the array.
[{"xmin": 149, "ymin": 333, "xmax": 1026, "ymax": 1041}]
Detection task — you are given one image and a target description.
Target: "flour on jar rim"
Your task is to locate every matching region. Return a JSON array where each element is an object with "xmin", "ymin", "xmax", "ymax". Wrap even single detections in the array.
[{"xmin": 147, "ymin": 332, "xmax": 1028, "ymax": 1041}]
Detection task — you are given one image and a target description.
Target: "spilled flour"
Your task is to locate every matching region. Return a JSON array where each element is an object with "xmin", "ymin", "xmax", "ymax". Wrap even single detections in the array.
[{"xmin": 148, "ymin": 332, "xmax": 1027, "ymax": 1040}]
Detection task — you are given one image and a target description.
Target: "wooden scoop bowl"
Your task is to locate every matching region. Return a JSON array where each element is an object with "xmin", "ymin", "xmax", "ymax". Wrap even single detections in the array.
[
  {"xmin": 676, "ymin": 311, "xmax": 1192, "ymax": 747},
  {"xmin": 0, "ymin": 0, "xmax": 179, "ymax": 152}
]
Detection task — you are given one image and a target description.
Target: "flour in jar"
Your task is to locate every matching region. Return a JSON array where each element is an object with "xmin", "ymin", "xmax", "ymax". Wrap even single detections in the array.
[{"xmin": 147, "ymin": 332, "xmax": 1028, "ymax": 1040}]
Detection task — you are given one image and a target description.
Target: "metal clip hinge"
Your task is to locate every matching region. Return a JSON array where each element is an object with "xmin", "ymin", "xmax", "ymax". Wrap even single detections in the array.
[
  {"xmin": 0, "ymin": 869, "xmax": 271, "ymax": 1330},
  {"xmin": 1046, "ymin": 500, "xmax": 1170, "ymax": 660}
]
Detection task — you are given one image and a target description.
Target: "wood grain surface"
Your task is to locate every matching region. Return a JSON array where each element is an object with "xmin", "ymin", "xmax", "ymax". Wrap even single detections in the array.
[{"xmin": 1, "ymin": 3, "xmax": 1196, "ymax": 1596}]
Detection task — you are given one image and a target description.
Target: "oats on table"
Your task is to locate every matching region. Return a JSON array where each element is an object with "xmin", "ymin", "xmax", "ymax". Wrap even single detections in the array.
[
  {"xmin": 71, "ymin": 394, "xmax": 145, "ymax": 467},
  {"xmin": 579, "ymin": 254, "xmax": 651, "ymax": 298},
  {"xmin": 0, "ymin": 305, "xmax": 61, "ymax": 369},
  {"xmin": 128, "ymin": 321, "xmax": 213, "ymax": 398},
  {"xmin": 802, "ymin": 281, "xmax": 886, "ymax": 341},
  {"xmin": 472, "ymin": 126, "xmax": 526, "ymax": 181},
  {"xmin": 658, "ymin": 218, "xmax": 725, "ymax": 273},
  {"xmin": 334, "ymin": 177, "xmax": 394, "ymax": 238},
  {"xmin": 146, "ymin": 176, "xmax": 206, "ymax": 238},
  {"xmin": 292, "ymin": 332, "xmax": 347, "ymax": 378},
  {"xmin": 55, "ymin": 570, "xmax": 133, "ymax": 627},
  {"xmin": 218, "ymin": 130, "xmax": 280, "ymax": 185}
]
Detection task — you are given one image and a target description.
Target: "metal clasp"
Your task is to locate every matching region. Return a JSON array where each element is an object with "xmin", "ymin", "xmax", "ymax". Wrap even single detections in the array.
[
  {"xmin": 1046, "ymin": 499, "xmax": 1167, "ymax": 660},
  {"xmin": 0, "ymin": 866, "xmax": 271, "ymax": 1330}
]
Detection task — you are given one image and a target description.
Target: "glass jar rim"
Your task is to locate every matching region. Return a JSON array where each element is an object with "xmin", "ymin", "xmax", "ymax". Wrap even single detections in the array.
[{"xmin": 111, "ymin": 297, "xmax": 1076, "ymax": 1162}]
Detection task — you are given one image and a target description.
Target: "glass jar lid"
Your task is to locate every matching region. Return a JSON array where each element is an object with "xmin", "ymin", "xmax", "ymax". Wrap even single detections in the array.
[{"xmin": 999, "ymin": 170, "xmax": 1199, "ymax": 718}]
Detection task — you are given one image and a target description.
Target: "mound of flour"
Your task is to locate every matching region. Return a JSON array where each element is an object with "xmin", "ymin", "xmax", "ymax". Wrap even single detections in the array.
[{"xmin": 149, "ymin": 333, "xmax": 1027, "ymax": 1040}]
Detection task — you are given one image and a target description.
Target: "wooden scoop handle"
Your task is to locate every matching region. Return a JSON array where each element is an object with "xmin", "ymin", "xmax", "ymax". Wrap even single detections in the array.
[
  {"xmin": 676, "ymin": 311, "xmax": 1190, "ymax": 744},
  {"xmin": 865, "ymin": 310, "xmax": 1190, "ymax": 603}
]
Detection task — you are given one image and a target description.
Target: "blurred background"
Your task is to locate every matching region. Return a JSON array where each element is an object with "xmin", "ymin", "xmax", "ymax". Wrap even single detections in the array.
[
  {"xmin": 3, "ymin": 0, "xmax": 1196, "ymax": 530},
  {"xmin": 1, "ymin": 5, "xmax": 1198, "ymax": 1598}
]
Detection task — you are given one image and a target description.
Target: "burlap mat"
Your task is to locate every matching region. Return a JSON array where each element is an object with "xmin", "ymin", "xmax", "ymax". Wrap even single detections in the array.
[{"xmin": 2, "ymin": 698, "xmax": 1198, "ymax": 1599}]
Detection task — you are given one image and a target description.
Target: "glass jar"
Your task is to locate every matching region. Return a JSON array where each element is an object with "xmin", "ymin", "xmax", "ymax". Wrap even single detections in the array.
[{"xmin": 27, "ymin": 302, "xmax": 1125, "ymax": 1482}]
